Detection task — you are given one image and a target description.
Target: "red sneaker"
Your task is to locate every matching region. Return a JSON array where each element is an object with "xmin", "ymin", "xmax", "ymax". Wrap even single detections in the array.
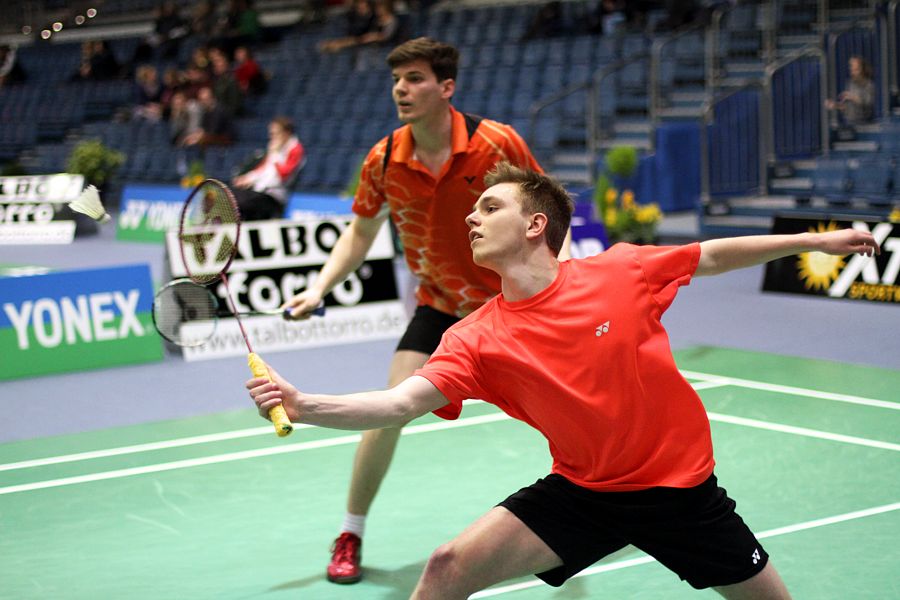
[{"xmin": 327, "ymin": 532, "xmax": 362, "ymax": 584}]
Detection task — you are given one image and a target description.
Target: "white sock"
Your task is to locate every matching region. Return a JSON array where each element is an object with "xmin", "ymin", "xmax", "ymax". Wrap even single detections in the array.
[{"xmin": 341, "ymin": 513, "xmax": 366, "ymax": 538}]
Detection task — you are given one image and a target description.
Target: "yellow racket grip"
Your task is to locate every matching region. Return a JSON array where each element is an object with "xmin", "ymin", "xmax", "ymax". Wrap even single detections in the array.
[{"xmin": 248, "ymin": 352, "xmax": 294, "ymax": 437}]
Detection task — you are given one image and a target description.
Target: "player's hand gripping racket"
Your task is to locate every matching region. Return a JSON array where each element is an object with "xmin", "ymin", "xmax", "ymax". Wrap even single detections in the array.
[{"xmin": 159, "ymin": 178, "xmax": 323, "ymax": 436}]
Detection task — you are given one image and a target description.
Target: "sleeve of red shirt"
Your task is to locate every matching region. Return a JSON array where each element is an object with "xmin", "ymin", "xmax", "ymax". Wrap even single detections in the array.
[
  {"xmin": 415, "ymin": 331, "xmax": 490, "ymax": 421},
  {"xmin": 351, "ymin": 137, "xmax": 389, "ymax": 218},
  {"xmin": 273, "ymin": 141, "xmax": 304, "ymax": 180},
  {"xmin": 634, "ymin": 242, "xmax": 701, "ymax": 314}
]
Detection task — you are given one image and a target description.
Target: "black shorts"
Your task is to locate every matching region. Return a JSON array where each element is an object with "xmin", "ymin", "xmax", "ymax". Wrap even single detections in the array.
[
  {"xmin": 499, "ymin": 473, "xmax": 768, "ymax": 590},
  {"xmin": 396, "ymin": 305, "xmax": 460, "ymax": 355}
]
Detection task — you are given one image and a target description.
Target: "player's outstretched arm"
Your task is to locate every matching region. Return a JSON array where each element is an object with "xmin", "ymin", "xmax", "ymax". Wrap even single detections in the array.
[
  {"xmin": 695, "ymin": 228, "xmax": 880, "ymax": 277},
  {"xmin": 246, "ymin": 364, "xmax": 449, "ymax": 430},
  {"xmin": 282, "ymin": 212, "xmax": 388, "ymax": 319}
]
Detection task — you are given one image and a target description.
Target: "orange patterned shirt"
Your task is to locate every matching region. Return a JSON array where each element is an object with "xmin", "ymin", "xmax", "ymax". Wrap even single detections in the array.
[{"xmin": 353, "ymin": 106, "xmax": 541, "ymax": 317}]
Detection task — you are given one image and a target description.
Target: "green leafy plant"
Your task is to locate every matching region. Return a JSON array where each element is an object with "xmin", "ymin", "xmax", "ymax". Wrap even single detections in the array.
[{"xmin": 66, "ymin": 139, "xmax": 125, "ymax": 188}]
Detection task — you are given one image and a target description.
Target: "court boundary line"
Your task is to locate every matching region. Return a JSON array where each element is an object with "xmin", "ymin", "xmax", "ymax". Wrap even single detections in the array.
[
  {"xmin": 1, "ymin": 373, "xmax": 891, "ymax": 473},
  {"xmin": 2, "ymin": 407, "xmax": 898, "ymax": 496},
  {"xmin": 470, "ymin": 501, "xmax": 900, "ymax": 598},
  {"xmin": 681, "ymin": 370, "xmax": 899, "ymax": 410}
]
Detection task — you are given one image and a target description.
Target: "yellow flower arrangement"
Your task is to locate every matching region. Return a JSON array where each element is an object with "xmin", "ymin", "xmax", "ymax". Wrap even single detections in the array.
[
  {"xmin": 600, "ymin": 187, "xmax": 662, "ymax": 244},
  {"xmin": 180, "ymin": 160, "xmax": 207, "ymax": 188}
]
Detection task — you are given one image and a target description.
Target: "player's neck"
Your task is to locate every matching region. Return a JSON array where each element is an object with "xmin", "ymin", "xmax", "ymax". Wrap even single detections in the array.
[
  {"xmin": 409, "ymin": 106, "xmax": 453, "ymax": 157},
  {"xmin": 498, "ymin": 252, "xmax": 560, "ymax": 303}
]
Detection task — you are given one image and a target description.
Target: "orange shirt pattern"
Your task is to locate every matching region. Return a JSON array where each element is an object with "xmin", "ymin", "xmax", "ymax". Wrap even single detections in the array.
[
  {"xmin": 416, "ymin": 243, "xmax": 714, "ymax": 492},
  {"xmin": 353, "ymin": 107, "xmax": 541, "ymax": 317}
]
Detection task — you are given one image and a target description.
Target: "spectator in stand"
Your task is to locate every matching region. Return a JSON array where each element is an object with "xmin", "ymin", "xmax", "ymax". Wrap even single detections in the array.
[
  {"xmin": 168, "ymin": 90, "xmax": 202, "ymax": 146},
  {"xmin": 71, "ymin": 40, "xmax": 120, "ymax": 81},
  {"xmin": 0, "ymin": 44, "xmax": 26, "ymax": 88},
  {"xmin": 132, "ymin": 64, "xmax": 164, "ymax": 121},
  {"xmin": 358, "ymin": 0, "xmax": 406, "ymax": 47},
  {"xmin": 151, "ymin": 0, "xmax": 189, "ymax": 60},
  {"xmin": 181, "ymin": 86, "xmax": 234, "ymax": 147},
  {"xmin": 209, "ymin": 47, "xmax": 243, "ymax": 117},
  {"xmin": 216, "ymin": 0, "xmax": 262, "ymax": 52},
  {"xmin": 825, "ymin": 55, "xmax": 875, "ymax": 127},
  {"xmin": 233, "ymin": 45, "xmax": 267, "ymax": 95},
  {"xmin": 318, "ymin": 0, "xmax": 377, "ymax": 53},
  {"xmin": 521, "ymin": 1, "xmax": 567, "ymax": 41},
  {"xmin": 232, "ymin": 116, "xmax": 306, "ymax": 220},
  {"xmin": 190, "ymin": 0, "xmax": 219, "ymax": 45}
]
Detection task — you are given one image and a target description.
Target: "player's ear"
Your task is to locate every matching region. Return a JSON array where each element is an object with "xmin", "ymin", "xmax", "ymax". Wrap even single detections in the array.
[
  {"xmin": 525, "ymin": 212, "xmax": 548, "ymax": 242},
  {"xmin": 441, "ymin": 78, "xmax": 455, "ymax": 100}
]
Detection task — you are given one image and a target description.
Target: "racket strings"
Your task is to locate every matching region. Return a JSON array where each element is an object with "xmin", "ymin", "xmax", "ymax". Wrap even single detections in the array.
[
  {"xmin": 180, "ymin": 181, "xmax": 240, "ymax": 285},
  {"xmin": 152, "ymin": 280, "xmax": 219, "ymax": 347}
]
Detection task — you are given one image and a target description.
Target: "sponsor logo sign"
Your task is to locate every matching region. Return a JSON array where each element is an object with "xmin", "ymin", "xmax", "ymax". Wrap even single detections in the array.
[
  {"xmin": 0, "ymin": 264, "xmax": 163, "ymax": 380},
  {"xmin": 763, "ymin": 216, "xmax": 900, "ymax": 304},
  {"xmin": 116, "ymin": 184, "xmax": 186, "ymax": 243},
  {"xmin": 165, "ymin": 216, "xmax": 405, "ymax": 361},
  {"xmin": 569, "ymin": 202, "xmax": 609, "ymax": 259},
  {"xmin": 0, "ymin": 173, "xmax": 83, "ymax": 245}
]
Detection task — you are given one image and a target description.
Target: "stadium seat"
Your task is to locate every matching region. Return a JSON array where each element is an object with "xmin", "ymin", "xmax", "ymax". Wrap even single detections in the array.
[{"xmin": 812, "ymin": 158, "xmax": 852, "ymax": 203}]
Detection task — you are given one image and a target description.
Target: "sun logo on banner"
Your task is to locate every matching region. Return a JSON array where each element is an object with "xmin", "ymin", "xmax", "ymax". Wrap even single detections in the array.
[{"xmin": 797, "ymin": 222, "xmax": 846, "ymax": 291}]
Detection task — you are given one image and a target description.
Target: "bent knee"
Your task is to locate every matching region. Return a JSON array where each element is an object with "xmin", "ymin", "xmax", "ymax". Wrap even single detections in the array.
[{"xmin": 421, "ymin": 543, "xmax": 465, "ymax": 586}]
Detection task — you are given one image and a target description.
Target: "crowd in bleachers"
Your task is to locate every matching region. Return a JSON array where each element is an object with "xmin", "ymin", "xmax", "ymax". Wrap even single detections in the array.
[{"xmin": 0, "ymin": 0, "xmax": 897, "ymax": 217}]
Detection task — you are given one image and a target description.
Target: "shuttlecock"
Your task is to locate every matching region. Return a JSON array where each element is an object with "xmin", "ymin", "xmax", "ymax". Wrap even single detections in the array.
[{"xmin": 68, "ymin": 185, "xmax": 111, "ymax": 223}]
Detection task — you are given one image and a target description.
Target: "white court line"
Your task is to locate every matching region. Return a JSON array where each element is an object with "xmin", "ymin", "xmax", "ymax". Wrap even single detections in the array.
[
  {"xmin": 707, "ymin": 412, "xmax": 900, "ymax": 452},
  {"xmin": 0, "ymin": 413, "xmax": 510, "ymax": 496},
  {"xmin": 0, "ymin": 376, "xmax": 894, "ymax": 474},
  {"xmin": 681, "ymin": 369, "xmax": 899, "ymax": 411},
  {"xmin": 470, "ymin": 501, "xmax": 900, "ymax": 598}
]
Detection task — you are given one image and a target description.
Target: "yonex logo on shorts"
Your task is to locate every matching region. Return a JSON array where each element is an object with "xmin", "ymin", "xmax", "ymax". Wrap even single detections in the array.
[
  {"xmin": 752, "ymin": 549, "xmax": 761, "ymax": 564},
  {"xmin": 595, "ymin": 321, "xmax": 610, "ymax": 337}
]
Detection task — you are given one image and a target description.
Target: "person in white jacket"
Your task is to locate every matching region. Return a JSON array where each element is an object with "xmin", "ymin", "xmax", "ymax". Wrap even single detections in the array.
[{"xmin": 232, "ymin": 116, "xmax": 306, "ymax": 220}]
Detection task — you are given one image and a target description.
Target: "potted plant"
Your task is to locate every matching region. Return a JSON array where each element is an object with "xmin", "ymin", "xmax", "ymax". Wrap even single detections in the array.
[
  {"xmin": 593, "ymin": 146, "xmax": 662, "ymax": 244},
  {"xmin": 66, "ymin": 139, "xmax": 125, "ymax": 188}
]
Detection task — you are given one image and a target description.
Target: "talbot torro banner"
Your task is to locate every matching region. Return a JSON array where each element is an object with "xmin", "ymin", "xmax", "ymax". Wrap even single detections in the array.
[
  {"xmin": 763, "ymin": 216, "xmax": 900, "ymax": 304},
  {"xmin": 164, "ymin": 216, "xmax": 406, "ymax": 361}
]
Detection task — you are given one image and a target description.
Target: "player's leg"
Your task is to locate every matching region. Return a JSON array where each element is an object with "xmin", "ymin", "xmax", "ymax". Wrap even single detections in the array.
[
  {"xmin": 327, "ymin": 349, "xmax": 427, "ymax": 584},
  {"xmin": 346, "ymin": 349, "xmax": 430, "ymax": 515},
  {"xmin": 410, "ymin": 506, "xmax": 564, "ymax": 600},
  {"xmin": 713, "ymin": 562, "xmax": 792, "ymax": 600}
]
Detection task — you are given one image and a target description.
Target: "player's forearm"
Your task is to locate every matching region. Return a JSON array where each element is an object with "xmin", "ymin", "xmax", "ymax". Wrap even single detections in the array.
[
  {"xmin": 310, "ymin": 220, "xmax": 378, "ymax": 295},
  {"xmin": 697, "ymin": 233, "xmax": 818, "ymax": 276},
  {"xmin": 295, "ymin": 389, "xmax": 418, "ymax": 430}
]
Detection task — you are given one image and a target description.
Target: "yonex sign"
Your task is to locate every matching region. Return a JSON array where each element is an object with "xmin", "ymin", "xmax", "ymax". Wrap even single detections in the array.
[{"xmin": 0, "ymin": 264, "xmax": 163, "ymax": 380}]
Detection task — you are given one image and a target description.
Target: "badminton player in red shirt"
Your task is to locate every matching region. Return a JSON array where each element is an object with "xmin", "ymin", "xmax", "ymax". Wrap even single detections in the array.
[{"xmin": 251, "ymin": 163, "xmax": 879, "ymax": 598}]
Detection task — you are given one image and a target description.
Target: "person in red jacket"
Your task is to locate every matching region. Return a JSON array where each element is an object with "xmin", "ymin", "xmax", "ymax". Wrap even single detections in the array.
[
  {"xmin": 232, "ymin": 116, "xmax": 305, "ymax": 220},
  {"xmin": 249, "ymin": 162, "xmax": 880, "ymax": 599}
]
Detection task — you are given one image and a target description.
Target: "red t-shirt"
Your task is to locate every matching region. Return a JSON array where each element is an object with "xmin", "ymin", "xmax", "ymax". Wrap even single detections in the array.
[
  {"xmin": 352, "ymin": 106, "xmax": 541, "ymax": 317},
  {"xmin": 416, "ymin": 243, "xmax": 714, "ymax": 491}
]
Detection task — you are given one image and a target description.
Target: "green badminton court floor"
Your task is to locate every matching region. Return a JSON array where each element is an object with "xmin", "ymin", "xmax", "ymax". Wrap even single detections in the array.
[{"xmin": 1, "ymin": 346, "xmax": 898, "ymax": 599}]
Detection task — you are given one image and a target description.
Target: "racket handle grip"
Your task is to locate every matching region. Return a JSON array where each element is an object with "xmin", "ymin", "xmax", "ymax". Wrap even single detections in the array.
[{"xmin": 248, "ymin": 352, "xmax": 294, "ymax": 437}]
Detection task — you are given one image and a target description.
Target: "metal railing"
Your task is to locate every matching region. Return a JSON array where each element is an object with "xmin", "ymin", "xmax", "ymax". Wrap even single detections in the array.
[
  {"xmin": 890, "ymin": 1, "xmax": 900, "ymax": 104},
  {"xmin": 762, "ymin": 45, "xmax": 829, "ymax": 164},
  {"xmin": 650, "ymin": 20, "xmax": 706, "ymax": 130},
  {"xmin": 700, "ymin": 83, "xmax": 766, "ymax": 206}
]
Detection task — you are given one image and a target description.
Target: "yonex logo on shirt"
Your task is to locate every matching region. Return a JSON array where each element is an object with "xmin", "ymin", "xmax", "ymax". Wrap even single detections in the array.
[
  {"xmin": 595, "ymin": 321, "xmax": 610, "ymax": 337},
  {"xmin": 463, "ymin": 176, "xmax": 476, "ymax": 184}
]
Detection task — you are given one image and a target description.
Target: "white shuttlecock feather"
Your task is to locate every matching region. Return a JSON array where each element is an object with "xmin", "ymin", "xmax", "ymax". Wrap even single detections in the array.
[{"xmin": 68, "ymin": 185, "xmax": 111, "ymax": 223}]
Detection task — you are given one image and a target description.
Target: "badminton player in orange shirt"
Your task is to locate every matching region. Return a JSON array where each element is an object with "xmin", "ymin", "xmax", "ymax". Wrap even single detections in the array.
[
  {"xmin": 254, "ymin": 162, "xmax": 879, "ymax": 598},
  {"xmin": 281, "ymin": 37, "xmax": 556, "ymax": 584}
]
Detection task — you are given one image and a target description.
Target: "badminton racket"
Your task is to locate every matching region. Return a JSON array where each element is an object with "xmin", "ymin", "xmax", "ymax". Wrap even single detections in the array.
[
  {"xmin": 152, "ymin": 278, "xmax": 325, "ymax": 347},
  {"xmin": 176, "ymin": 178, "xmax": 297, "ymax": 436}
]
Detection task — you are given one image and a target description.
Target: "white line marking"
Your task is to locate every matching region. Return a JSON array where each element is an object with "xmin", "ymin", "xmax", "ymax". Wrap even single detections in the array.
[
  {"xmin": 0, "ymin": 413, "xmax": 510, "ymax": 496},
  {"xmin": 681, "ymin": 370, "xmax": 899, "ymax": 410},
  {"xmin": 470, "ymin": 501, "xmax": 900, "ymax": 598},
  {"xmin": 707, "ymin": 412, "xmax": 900, "ymax": 452}
]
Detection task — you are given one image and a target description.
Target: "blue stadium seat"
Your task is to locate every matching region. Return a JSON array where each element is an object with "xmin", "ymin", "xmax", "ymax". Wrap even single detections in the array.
[
  {"xmin": 812, "ymin": 158, "xmax": 851, "ymax": 203},
  {"xmin": 849, "ymin": 157, "xmax": 893, "ymax": 205}
]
